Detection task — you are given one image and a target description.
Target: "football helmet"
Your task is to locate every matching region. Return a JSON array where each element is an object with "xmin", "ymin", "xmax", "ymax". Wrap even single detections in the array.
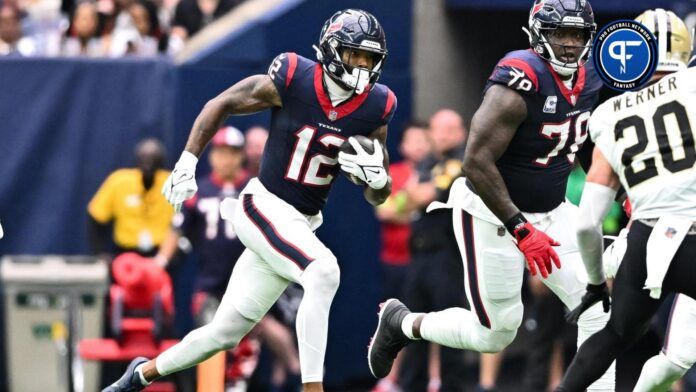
[
  {"xmin": 524, "ymin": 0, "xmax": 596, "ymax": 76},
  {"xmin": 314, "ymin": 9, "xmax": 387, "ymax": 94},
  {"xmin": 635, "ymin": 8, "xmax": 692, "ymax": 73}
]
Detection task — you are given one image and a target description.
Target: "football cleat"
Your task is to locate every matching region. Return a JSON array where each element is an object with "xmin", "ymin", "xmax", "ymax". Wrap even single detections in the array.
[
  {"xmin": 367, "ymin": 298, "xmax": 412, "ymax": 378},
  {"xmin": 102, "ymin": 357, "xmax": 149, "ymax": 392}
]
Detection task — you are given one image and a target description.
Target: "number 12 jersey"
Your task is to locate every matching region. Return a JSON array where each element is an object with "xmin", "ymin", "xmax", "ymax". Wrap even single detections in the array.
[{"xmin": 260, "ymin": 52, "xmax": 397, "ymax": 215}]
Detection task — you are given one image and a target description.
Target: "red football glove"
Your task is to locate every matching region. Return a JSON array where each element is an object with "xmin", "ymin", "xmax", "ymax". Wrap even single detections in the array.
[{"xmin": 513, "ymin": 222, "xmax": 561, "ymax": 278}]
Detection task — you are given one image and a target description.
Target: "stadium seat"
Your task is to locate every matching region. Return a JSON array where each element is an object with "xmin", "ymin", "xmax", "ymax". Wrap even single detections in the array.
[{"xmin": 79, "ymin": 253, "xmax": 179, "ymax": 391}]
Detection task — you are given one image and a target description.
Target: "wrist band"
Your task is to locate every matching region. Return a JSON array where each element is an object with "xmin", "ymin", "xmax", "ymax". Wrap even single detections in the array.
[{"xmin": 504, "ymin": 212, "xmax": 527, "ymax": 235}]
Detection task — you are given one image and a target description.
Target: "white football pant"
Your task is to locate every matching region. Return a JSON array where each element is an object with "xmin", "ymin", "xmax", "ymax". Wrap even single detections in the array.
[
  {"xmin": 157, "ymin": 178, "xmax": 339, "ymax": 383},
  {"xmin": 419, "ymin": 178, "xmax": 615, "ymax": 391}
]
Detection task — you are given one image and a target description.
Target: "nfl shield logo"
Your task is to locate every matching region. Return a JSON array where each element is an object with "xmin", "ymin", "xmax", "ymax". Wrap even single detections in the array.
[{"xmin": 329, "ymin": 110, "xmax": 338, "ymax": 121}]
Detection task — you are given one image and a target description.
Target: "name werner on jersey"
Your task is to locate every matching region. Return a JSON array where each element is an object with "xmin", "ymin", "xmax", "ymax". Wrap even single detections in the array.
[{"xmin": 612, "ymin": 76, "xmax": 678, "ymax": 112}]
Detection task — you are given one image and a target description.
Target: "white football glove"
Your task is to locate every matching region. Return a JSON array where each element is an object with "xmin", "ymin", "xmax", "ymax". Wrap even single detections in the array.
[
  {"xmin": 162, "ymin": 151, "xmax": 198, "ymax": 212},
  {"xmin": 603, "ymin": 228, "xmax": 629, "ymax": 279},
  {"xmin": 338, "ymin": 137, "xmax": 389, "ymax": 189}
]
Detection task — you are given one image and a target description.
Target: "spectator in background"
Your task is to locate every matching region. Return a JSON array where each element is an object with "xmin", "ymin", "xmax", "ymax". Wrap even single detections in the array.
[
  {"xmin": 399, "ymin": 109, "xmax": 468, "ymax": 392},
  {"xmin": 62, "ymin": 2, "xmax": 109, "ymax": 56},
  {"xmin": 243, "ymin": 126, "xmax": 268, "ymax": 177},
  {"xmin": 0, "ymin": 4, "xmax": 36, "ymax": 55},
  {"xmin": 87, "ymin": 138, "xmax": 173, "ymax": 257},
  {"xmin": 109, "ymin": 0, "xmax": 161, "ymax": 55},
  {"xmin": 155, "ymin": 126, "xmax": 248, "ymax": 307},
  {"xmin": 169, "ymin": 0, "xmax": 241, "ymax": 43},
  {"xmin": 372, "ymin": 123, "xmax": 431, "ymax": 392}
]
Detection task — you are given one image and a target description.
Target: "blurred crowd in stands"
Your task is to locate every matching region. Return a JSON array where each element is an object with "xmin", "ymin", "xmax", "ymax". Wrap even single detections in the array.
[{"xmin": 0, "ymin": 0, "xmax": 246, "ymax": 56}]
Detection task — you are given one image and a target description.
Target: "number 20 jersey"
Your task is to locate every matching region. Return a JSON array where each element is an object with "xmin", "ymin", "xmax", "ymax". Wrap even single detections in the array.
[
  {"xmin": 485, "ymin": 49, "xmax": 603, "ymax": 213},
  {"xmin": 260, "ymin": 52, "xmax": 397, "ymax": 215},
  {"xmin": 590, "ymin": 67, "xmax": 696, "ymax": 221}
]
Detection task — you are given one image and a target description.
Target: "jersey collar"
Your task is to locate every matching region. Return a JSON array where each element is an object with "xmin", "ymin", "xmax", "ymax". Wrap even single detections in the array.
[
  {"xmin": 314, "ymin": 64, "xmax": 370, "ymax": 121},
  {"xmin": 546, "ymin": 61, "xmax": 586, "ymax": 106}
]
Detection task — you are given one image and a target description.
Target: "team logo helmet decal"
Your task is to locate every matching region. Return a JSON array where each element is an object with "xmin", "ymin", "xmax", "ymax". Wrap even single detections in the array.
[
  {"xmin": 315, "ymin": 9, "xmax": 388, "ymax": 94},
  {"xmin": 525, "ymin": 0, "xmax": 597, "ymax": 76}
]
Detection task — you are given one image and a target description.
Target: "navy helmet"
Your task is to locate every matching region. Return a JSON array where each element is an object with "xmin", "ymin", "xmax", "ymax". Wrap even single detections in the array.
[
  {"xmin": 315, "ymin": 9, "xmax": 387, "ymax": 93},
  {"xmin": 525, "ymin": 0, "xmax": 596, "ymax": 75}
]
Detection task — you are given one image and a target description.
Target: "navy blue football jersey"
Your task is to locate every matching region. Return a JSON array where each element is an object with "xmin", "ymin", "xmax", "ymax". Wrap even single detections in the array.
[
  {"xmin": 176, "ymin": 174, "xmax": 249, "ymax": 296},
  {"xmin": 484, "ymin": 49, "xmax": 602, "ymax": 212},
  {"xmin": 259, "ymin": 52, "xmax": 397, "ymax": 215}
]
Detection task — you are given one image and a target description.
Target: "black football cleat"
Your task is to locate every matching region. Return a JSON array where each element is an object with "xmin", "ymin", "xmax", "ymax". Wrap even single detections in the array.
[
  {"xmin": 367, "ymin": 298, "xmax": 412, "ymax": 378},
  {"xmin": 102, "ymin": 357, "xmax": 149, "ymax": 392}
]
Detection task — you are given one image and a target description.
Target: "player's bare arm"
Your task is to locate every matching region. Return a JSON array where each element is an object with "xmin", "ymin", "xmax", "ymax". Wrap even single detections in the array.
[
  {"xmin": 184, "ymin": 75, "xmax": 282, "ymax": 156},
  {"xmin": 463, "ymin": 84, "xmax": 526, "ymax": 222},
  {"xmin": 363, "ymin": 124, "xmax": 392, "ymax": 206}
]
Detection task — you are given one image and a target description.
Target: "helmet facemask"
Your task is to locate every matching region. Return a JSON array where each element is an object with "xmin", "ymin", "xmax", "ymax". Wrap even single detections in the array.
[
  {"xmin": 315, "ymin": 37, "xmax": 386, "ymax": 94},
  {"xmin": 314, "ymin": 9, "xmax": 388, "ymax": 95},
  {"xmin": 526, "ymin": 20, "xmax": 595, "ymax": 76},
  {"xmin": 524, "ymin": 0, "xmax": 597, "ymax": 77}
]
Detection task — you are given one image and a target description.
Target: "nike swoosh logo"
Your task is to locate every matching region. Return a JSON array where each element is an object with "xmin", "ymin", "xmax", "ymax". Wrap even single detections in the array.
[
  {"xmin": 364, "ymin": 168, "xmax": 382, "ymax": 175},
  {"xmin": 173, "ymin": 172, "xmax": 193, "ymax": 186}
]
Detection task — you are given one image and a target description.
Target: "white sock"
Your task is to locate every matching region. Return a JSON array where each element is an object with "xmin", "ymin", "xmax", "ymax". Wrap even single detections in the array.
[
  {"xmin": 135, "ymin": 364, "xmax": 151, "ymax": 386},
  {"xmin": 634, "ymin": 353, "xmax": 688, "ymax": 392},
  {"xmin": 296, "ymin": 259, "xmax": 340, "ymax": 383},
  {"xmin": 401, "ymin": 313, "xmax": 422, "ymax": 340}
]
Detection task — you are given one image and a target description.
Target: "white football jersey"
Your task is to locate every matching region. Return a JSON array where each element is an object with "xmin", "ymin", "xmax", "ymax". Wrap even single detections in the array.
[{"xmin": 590, "ymin": 67, "xmax": 696, "ymax": 221}]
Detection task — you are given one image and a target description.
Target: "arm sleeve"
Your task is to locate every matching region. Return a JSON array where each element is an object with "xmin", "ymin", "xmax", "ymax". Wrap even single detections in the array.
[
  {"xmin": 267, "ymin": 52, "xmax": 299, "ymax": 103},
  {"xmin": 87, "ymin": 172, "xmax": 117, "ymax": 223},
  {"xmin": 577, "ymin": 182, "xmax": 617, "ymax": 285}
]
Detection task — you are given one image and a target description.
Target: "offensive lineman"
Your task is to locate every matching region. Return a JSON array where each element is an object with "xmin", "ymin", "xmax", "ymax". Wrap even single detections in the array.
[
  {"xmin": 104, "ymin": 9, "xmax": 397, "ymax": 392},
  {"xmin": 557, "ymin": 8, "xmax": 696, "ymax": 391},
  {"xmin": 369, "ymin": 1, "xmax": 616, "ymax": 390}
]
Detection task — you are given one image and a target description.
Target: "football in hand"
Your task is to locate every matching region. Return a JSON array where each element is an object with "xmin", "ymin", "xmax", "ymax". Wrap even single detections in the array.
[{"xmin": 339, "ymin": 135, "xmax": 374, "ymax": 185}]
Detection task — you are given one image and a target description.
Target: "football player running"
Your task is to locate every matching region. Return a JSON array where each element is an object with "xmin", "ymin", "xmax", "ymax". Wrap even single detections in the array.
[
  {"xmin": 369, "ymin": 1, "xmax": 616, "ymax": 390},
  {"xmin": 557, "ymin": 9, "xmax": 696, "ymax": 391},
  {"xmin": 103, "ymin": 9, "xmax": 397, "ymax": 392}
]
